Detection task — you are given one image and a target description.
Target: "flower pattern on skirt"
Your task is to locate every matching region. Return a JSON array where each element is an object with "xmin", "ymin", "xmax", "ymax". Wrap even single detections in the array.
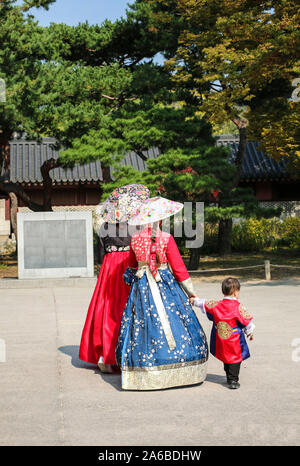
[{"xmin": 116, "ymin": 268, "xmax": 208, "ymax": 370}]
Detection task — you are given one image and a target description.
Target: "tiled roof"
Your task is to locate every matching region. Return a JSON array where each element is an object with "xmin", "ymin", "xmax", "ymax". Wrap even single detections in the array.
[
  {"xmin": 8, "ymin": 137, "xmax": 159, "ymax": 184},
  {"xmin": 217, "ymin": 135, "xmax": 290, "ymax": 181},
  {"xmin": 4, "ymin": 135, "xmax": 292, "ymax": 184}
]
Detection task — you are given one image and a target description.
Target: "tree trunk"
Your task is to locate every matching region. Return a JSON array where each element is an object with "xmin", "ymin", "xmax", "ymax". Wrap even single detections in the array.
[
  {"xmin": 40, "ymin": 157, "xmax": 62, "ymax": 211},
  {"xmin": 218, "ymin": 218, "xmax": 233, "ymax": 256},
  {"xmin": 0, "ymin": 180, "xmax": 45, "ymax": 211},
  {"xmin": 102, "ymin": 165, "xmax": 112, "ymax": 183},
  {"xmin": 232, "ymin": 125, "xmax": 247, "ymax": 187},
  {"xmin": 8, "ymin": 192, "xmax": 18, "ymax": 251},
  {"xmin": 0, "ymin": 135, "xmax": 10, "ymax": 178},
  {"xmin": 188, "ymin": 247, "xmax": 201, "ymax": 270},
  {"xmin": 1, "ymin": 139, "xmax": 63, "ymax": 213},
  {"xmin": 217, "ymin": 122, "xmax": 247, "ymax": 255}
]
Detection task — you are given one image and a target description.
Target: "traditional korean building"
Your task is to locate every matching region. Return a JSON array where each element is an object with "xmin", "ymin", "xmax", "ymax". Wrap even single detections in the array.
[
  {"xmin": 217, "ymin": 135, "xmax": 300, "ymax": 215},
  {"xmin": 0, "ymin": 134, "xmax": 299, "ymax": 244}
]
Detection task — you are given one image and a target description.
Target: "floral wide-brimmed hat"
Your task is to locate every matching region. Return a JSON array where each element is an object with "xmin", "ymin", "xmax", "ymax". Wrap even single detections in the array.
[
  {"xmin": 128, "ymin": 196, "xmax": 184, "ymax": 226},
  {"xmin": 96, "ymin": 184, "xmax": 150, "ymax": 224}
]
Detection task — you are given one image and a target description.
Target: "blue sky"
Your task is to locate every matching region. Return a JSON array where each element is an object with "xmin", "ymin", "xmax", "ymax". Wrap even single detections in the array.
[{"xmin": 17, "ymin": 0, "xmax": 130, "ymax": 26}]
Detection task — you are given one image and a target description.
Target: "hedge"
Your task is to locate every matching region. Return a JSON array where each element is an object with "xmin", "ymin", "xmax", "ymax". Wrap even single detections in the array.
[{"xmin": 201, "ymin": 217, "xmax": 300, "ymax": 253}]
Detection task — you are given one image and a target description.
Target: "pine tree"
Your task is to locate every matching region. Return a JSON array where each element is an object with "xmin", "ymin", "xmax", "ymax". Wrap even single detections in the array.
[
  {"xmin": 139, "ymin": 0, "xmax": 298, "ymax": 253},
  {"xmin": 0, "ymin": 0, "xmax": 60, "ymax": 237},
  {"xmin": 0, "ymin": 1, "xmax": 162, "ymax": 217}
]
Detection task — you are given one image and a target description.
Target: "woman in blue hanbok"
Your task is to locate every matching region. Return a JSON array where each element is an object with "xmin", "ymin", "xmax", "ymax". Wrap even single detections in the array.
[{"xmin": 116, "ymin": 197, "xmax": 208, "ymax": 390}]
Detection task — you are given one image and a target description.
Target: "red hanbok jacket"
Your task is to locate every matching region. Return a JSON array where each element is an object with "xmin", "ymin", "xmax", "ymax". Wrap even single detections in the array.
[
  {"xmin": 195, "ymin": 297, "xmax": 254, "ymax": 364},
  {"xmin": 127, "ymin": 227, "xmax": 191, "ymax": 285}
]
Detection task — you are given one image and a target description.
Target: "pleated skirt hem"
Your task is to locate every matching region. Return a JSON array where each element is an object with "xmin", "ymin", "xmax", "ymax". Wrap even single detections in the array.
[{"xmin": 121, "ymin": 360, "xmax": 208, "ymax": 391}]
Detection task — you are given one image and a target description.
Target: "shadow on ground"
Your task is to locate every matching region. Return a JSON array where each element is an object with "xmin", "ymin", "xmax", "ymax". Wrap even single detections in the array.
[
  {"xmin": 205, "ymin": 373, "xmax": 227, "ymax": 386},
  {"xmin": 58, "ymin": 346, "xmax": 230, "ymax": 390},
  {"xmin": 58, "ymin": 345, "xmax": 123, "ymax": 391}
]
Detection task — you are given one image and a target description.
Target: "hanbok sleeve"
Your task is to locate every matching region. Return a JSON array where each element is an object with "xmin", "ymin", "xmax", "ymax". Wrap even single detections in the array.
[
  {"xmin": 193, "ymin": 298, "xmax": 206, "ymax": 314},
  {"xmin": 166, "ymin": 235, "xmax": 195, "ymax": 296},
  {"xmin": 236, "ymin": 303, "xmax": 254, "ymax": 329},
  {"xmin": 203, "ymin": 300, "xmax": 220, "ymax": 322},
  {"xmin": 244, "ymin": 321, "xmax": 255, "ymax": 336}
]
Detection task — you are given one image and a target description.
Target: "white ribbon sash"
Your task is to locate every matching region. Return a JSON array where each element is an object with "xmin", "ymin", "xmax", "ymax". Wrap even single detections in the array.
[{"xmin": 136, "ymin": 263, "xmax": 176, "ymax": 351}]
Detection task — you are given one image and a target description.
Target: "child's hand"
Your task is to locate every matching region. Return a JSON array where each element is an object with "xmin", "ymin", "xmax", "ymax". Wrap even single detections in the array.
[{"xmin": 189, "ymin": 294, "xmax": 198, "ymax": 305}]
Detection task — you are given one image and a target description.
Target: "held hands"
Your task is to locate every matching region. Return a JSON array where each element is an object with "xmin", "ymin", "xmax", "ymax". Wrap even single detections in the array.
[{"xmin": 189, "ymin": 294, "xmax": 198, "ymax": 305}]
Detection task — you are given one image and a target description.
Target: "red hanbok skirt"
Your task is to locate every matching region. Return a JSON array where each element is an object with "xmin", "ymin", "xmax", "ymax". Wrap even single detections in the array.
[{"xmin": 79, "ymin": 251, "xmax": 130, "ymax": 365}]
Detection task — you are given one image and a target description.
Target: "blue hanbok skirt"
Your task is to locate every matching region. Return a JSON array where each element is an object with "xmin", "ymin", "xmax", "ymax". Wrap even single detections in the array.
[{"xmin": 116, "ymin": 266, "xmax": 208, "ymax": 390}]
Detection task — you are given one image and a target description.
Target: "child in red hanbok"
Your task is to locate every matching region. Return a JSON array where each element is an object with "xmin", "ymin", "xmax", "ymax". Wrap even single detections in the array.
[{"xmin": 191, "ymin": 277, "xmax": 255, "ymax": 389}]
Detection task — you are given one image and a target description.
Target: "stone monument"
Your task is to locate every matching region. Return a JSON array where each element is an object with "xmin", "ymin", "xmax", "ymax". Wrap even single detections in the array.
[{"xmin": 17, "ymin": 211, "xmax": 94, "ymax": 279}]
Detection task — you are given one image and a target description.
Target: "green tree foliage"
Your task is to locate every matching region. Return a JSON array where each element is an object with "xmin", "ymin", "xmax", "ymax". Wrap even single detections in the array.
[
  {"xmin": 0, "ymin": 0, "xmax": 288, "ymax": 260},
  {"xmin": 134, "ymin": 0, "xmax": 295, "ymax": 255},
  {"xmin": 0, "ymin": 1, "xmax": 165, "ymax": 211},
  {"xmin": 143, "ymin": 0, "xmax": 299, "ymax": 166},
  {"xmin": 0, "ymin": 0, "xmax": 61, "ymax": 215}
]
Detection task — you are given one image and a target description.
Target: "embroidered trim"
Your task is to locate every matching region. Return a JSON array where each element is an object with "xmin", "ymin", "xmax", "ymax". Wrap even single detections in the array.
[
  {"xmin": 105, "ymin": 245, "xmax": 130, "ymax": 253},
  {"xmin": 205, "ymin": 300, "xmax": 219, "ymax": 309},
  {"xmin": 121, "ymin": 361, "xmax": 208, "ymax": 390},
  {"xmin": 179, "ymin": 278, "xmax": 195, "ymax": 296},
  {"xmin": 122, "ymin": 358, "xmax": 207, "ymax": 372},
  {"xmin": 216, "ymin": 321, "xmax": 233, "ymax": 340},
  {"xmin": 238, "ymin": 304, "xmax": 252, "ymax": 320}
]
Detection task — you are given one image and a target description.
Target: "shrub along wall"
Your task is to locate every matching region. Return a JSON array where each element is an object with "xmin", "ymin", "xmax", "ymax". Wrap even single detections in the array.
[{"xmin": 201, "ymin": 217, "xmax": 300, "ymax": 253}]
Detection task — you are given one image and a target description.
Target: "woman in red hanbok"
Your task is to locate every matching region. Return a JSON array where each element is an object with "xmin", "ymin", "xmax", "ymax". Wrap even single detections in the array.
[
  {"xmin": 79, "ymin": 185, "xmax": 149, "ymax": 373},
  {"xmin": 79, "ymin": 223, "xmax": 132, "ymax": 372}
]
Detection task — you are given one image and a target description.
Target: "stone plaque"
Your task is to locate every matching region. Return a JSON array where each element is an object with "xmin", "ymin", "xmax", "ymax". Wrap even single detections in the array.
[{"xmin": 17, "ymin": 211, "xmax": 94, "ymax": 279}]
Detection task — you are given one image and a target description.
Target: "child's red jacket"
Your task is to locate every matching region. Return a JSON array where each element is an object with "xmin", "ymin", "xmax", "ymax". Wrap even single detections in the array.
[{"xmin": 196, "ymin": 297, "xmax": 254, "ymax": 364}]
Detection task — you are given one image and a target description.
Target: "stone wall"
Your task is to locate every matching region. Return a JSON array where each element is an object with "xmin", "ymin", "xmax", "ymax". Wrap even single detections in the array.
[{"xmin": 259, "ymin": 201, "xmax": 300, "ymax": 218}]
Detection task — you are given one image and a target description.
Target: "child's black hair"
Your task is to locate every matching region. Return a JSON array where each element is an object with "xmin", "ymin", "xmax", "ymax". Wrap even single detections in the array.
[{"xmin": 222, "ymin": 277, "xmax": 240, "ymax": 296}]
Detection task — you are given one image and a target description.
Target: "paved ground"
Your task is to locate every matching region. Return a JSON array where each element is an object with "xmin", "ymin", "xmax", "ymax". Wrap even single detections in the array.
[{"xmin": 0, "ymin": 277, "xmax": 299, "ymax": 446}]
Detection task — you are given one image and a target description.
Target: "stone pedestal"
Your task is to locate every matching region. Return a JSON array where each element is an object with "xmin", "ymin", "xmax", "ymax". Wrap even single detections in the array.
[{"xmin": 0, "ymin": 199, "xmax": 10, "ymax": 245}]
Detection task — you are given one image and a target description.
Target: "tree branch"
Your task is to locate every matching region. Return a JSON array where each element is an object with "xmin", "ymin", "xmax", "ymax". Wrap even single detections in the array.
[
  {"xmin": 0, "ymin": 180, "xmax": 44, "ymax": 212},
  {"xmin": 40, "ymin": 157, "xmax": 63, "ymax": 211},
  {"xmin": 134, "ymin": 150, "xmax": 148, "ymax": 162}
]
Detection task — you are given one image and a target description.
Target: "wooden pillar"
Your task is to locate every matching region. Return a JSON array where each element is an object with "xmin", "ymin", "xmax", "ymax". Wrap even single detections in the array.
[
  {"xmin": 5, "ymin": 198, "xmax": 10, "ymax": 220},
  {"xmin": 264, "ymin": 260, "xmax": 271, "ymax": 281}
]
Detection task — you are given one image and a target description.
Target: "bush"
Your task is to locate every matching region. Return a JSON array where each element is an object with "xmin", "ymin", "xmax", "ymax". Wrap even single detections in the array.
[
  {"xmin": 199, "ymin": 222, "xmax": 219, "ymax": 254},
  {"xmin": 185, "ymin": 216, "xmax": 300, "ymax": 255},
  {"xmin": 280, "ymin": 217, "xmax": 300, "ymax": 249},
  {"xmin": 231, "ymin": 218, "xmax": 281, "ymax": 252}
]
